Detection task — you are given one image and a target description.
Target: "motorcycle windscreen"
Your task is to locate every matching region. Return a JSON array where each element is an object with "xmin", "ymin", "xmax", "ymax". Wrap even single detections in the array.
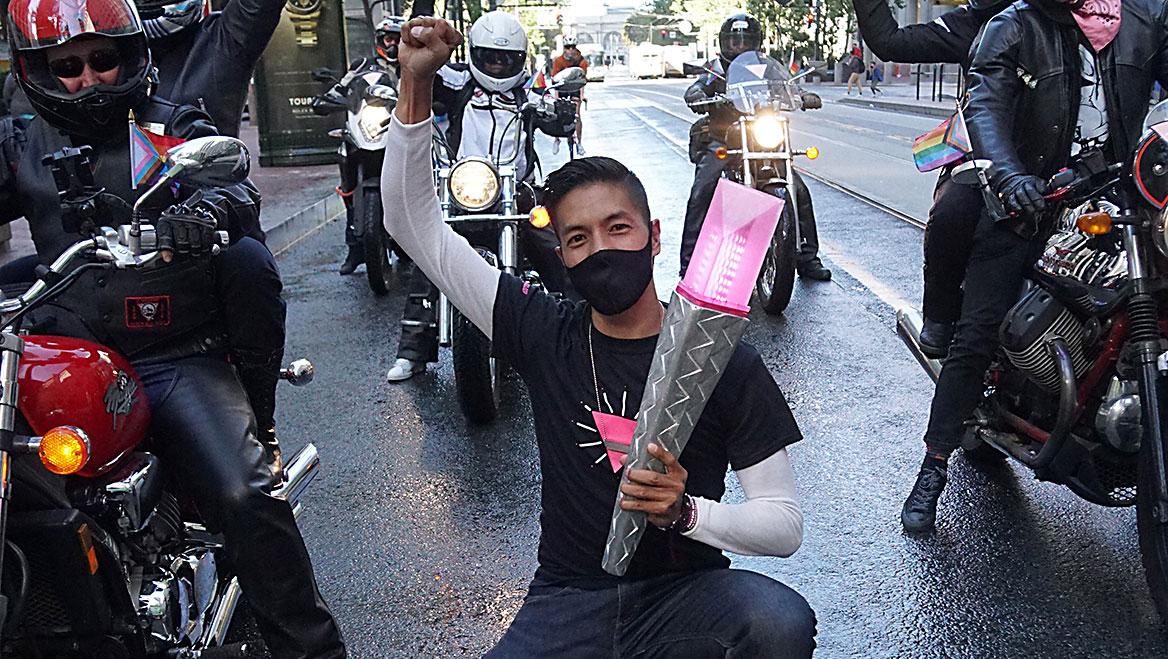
[{"xmin": 725, "ymin": 52, "xmax": 788, "ymax": 114}]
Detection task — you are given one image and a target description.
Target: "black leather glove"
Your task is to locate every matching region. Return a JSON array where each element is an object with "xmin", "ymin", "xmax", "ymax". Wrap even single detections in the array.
[
  {"xmin": 684, "ymin": 87, "xmax": 707, "ymax": 110},
  {"xmin": 998, "ymin": 174, "xmax": 1051, "ymax": 217},
  {"xmin": 800, "ymin": 92, "xmax": 822, "ymax": 110},
  {"xmin": 157, "ymin": 190, "xmax": 221, "ymax": 257}
]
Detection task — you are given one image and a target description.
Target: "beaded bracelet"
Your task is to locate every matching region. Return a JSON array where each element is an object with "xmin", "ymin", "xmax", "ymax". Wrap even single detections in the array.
[{"xmin": 670, "ymin": 494, "xmax": 698, "ymax": 534}]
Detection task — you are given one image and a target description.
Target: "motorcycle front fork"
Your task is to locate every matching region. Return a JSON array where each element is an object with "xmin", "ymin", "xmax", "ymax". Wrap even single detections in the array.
[
  {"xmin": 1122, "ymin": 224, "xmax": 1168, "ymax": 522},
  {"xmin": 0, "ymin": 332, "xmax": 24, "ymax": 647},
  {"xmin": 438, "ymin": 222, "xmax": 517, "ymax": 346}
]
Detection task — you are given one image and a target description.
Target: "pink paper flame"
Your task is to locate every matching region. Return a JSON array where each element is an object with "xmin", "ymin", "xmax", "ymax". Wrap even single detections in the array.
[{"xmin": 679, "ymin": 178, "xmax": 784, "ymax": 314}]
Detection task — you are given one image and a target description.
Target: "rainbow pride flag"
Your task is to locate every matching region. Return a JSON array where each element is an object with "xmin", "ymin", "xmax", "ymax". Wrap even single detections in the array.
[
  {"xmin": 129, "ymin": 113, "xmax": 186, "ymax": 189},
  {"xmin": 912, "ymin": 108, "xmax": 972, "ymax": 173}
]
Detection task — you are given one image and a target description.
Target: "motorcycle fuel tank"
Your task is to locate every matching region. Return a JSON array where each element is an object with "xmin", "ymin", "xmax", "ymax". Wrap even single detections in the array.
[{"xmin": 17, "ymin": 336, "xmax": 150, "ymax": 478}]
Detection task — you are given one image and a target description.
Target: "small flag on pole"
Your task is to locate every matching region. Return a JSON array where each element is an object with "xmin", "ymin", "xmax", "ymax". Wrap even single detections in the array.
[
  {"xmin": 912, "ymin": 108, "xmax": 972, "ymax": 173},
  {"xmin": 129, "ymin": 111, "xmax": 186, "ymax": 189}
]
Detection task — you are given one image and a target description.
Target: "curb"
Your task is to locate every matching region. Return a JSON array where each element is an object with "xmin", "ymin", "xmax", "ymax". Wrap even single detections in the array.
[
  {"xmin": 836, "ymin": 96, "xmax": 953, "ymax": 120},
  {"xmin": 266, "ymin": 193, "xmax": 346, "ymax": 256}
]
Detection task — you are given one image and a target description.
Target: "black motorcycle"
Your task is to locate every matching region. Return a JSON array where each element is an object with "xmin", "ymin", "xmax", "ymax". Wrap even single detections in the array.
[{"xmin": 898, "ymin": 100, "xmax": 1168, "ymax": 620}]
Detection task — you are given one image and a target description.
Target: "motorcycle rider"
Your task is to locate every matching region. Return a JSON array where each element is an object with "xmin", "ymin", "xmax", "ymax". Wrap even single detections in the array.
[
  {"xmin": 681, "ymin": 13, "xmax": 831, "ymax": 281},
  {"xmin": 335, "ymin": 15, "xmax": 404, "ymax": 276},
  {"xmin": 550, "ymin": 35, "xmax": 587, "ymax": 155},
  {"xmin": 853, "ymin": 0, "xmax": 1013, "ymax": 357},
  {"xmin": 901, "ymin": 0, "xmax": 1168, "ymax": 532},
  {"xmin": 2, "ymin": 0, "xmax": 292, "ymax": 473},
  {"xmin": 387, "ymin": 9, "xmax": 570, "ymax": 382},
  {"xmin": 0, "ymin": 0, "xmax": 347, "ymax": 654}
]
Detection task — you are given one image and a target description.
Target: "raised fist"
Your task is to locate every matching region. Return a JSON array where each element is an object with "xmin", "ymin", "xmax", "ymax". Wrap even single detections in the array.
[{"xmin": 399, "ymin": 17, "xmax": 463, "ymax": 82}]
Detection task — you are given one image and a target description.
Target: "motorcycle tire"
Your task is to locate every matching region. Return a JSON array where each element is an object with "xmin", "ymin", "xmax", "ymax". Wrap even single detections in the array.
[
  {"xmin": 754, "ymin": 190, "xmax": 797, "ymax": 315},
  {"xmin": 360, "ymin": 187, "xmax": 394, "ymax": 296},
  {"xmin": 452, "ymin": 309, "xmax": 500, "ymax": 424},
  {"xmin": 1136, "ymin": 427, "xmax": 1168, "ymax": 622}
]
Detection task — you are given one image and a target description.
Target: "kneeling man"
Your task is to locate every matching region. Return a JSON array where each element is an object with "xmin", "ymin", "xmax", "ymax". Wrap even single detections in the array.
[{"xmin": 385, "ymin": 16, "xmax": 817, "ymax": 658}]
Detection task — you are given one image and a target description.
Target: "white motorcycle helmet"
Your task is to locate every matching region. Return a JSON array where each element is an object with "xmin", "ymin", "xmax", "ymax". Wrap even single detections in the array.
[{"xmin": 468, "ymin": 11, "xmax": 528, "ymax": 93}]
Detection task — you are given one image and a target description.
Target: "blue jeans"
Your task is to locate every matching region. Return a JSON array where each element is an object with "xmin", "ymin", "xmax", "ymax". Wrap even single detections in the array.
[{"xmin": 486, "ymin": 569, "xmax": 816, "ymax": 658}]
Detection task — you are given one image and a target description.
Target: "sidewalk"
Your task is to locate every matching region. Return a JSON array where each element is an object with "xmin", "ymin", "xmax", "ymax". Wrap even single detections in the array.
[
  {"xmin": 0, "ymin": 119, "xmax": 342, "ymax": 265},
  {"xmin": 810, "ymin": 80, "xmax": 958, "ymax": 119}
]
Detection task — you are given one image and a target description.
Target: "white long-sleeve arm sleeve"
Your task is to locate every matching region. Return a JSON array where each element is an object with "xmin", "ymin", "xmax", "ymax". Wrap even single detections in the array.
[
  {"xmin": 381, "ymin": 115, "xmax": 500, "ymax": 339},
  {"xmin": 683, "ymin": 448, "xmax": 804, "ymax": 558}
]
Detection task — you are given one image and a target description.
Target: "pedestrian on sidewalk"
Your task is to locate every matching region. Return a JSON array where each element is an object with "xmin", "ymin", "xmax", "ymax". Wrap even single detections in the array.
[
  {"xmin": 845, "ymin": 47, "xmax": 864, "ymax": 95},
  {"xmin": 868, "ymin": 62, "xmax": 883, "ymax": 94}
]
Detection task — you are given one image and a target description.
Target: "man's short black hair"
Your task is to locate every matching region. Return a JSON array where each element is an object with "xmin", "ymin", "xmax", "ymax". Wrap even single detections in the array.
[{"xmin": 541, "ymin": 157, "xmax": 651, "ymax": 234}]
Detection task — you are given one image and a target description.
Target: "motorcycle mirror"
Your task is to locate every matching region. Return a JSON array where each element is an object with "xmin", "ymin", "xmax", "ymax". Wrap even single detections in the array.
[
  {"xmin": 951, "ymin": 159, "xmax": 994, "ymax": 186},
  {"xmin": 163, "ymin": 136, "xmax": 251, "ymax": 188},
  {"xmin": 551, "ymin": 66, "xmax": 587, "ymax": 93},
  {"xmin": 312, "ymin": 67, "xmax": 337, "ymax": 82}
]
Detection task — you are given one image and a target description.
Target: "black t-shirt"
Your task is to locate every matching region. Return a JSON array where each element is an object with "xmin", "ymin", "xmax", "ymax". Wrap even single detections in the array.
[{"xmin": 492, "ymin": 275, "xmax": 802, "ymax": 581}]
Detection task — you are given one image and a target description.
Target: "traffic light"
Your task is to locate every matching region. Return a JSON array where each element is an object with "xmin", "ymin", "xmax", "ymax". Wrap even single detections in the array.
[
  {"xmin": 806, "ymin": 14, "xmax": 815, "ymax": 24},
  {"xmin": 660, "ymin": 29, "xmax": 667, "ymax": 37}
]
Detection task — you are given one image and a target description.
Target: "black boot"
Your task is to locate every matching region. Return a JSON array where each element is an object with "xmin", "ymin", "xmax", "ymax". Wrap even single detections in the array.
[
  {"xmin": 339, "ymin": 245, "xmax": 363, "ymax": 276},
  {"xmin": 901, "ymin": 454, "xmax": 948, "ymax": 533},
  {"xmin": 234, "ymin": 349, "xmax": 283, "ymax": 481},
  {"xmin": 919, "ymin": 319, "xmax": 955, "ymax": 359},
  {"xmin": 797, "ymin": 258, "xmax": 832, "ymax": 282}
]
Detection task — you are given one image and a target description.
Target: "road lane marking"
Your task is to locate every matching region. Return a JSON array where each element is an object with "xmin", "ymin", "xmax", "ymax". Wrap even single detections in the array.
[{"xmin": 818, "ymin": 237, "xmax": 916, "ymax": 312}]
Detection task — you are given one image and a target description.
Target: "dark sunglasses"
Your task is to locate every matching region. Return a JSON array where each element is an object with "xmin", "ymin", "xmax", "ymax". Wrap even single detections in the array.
[{"xmin": 48, "ymin": 48, "xmax": 120, "ymax": 79}]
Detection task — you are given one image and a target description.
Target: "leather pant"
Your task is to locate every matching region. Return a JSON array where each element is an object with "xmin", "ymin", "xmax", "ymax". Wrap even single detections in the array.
[
  {"xmin": 681, "ymin": 143, "xmax": 820, "ymax": 277},
  {"xmin": 137, "ymin": 356, "xmax": 345, "ymax": 659},
  {"xmin": 921, "ymin": 171, "xmax": 984, "ymax": 325}
]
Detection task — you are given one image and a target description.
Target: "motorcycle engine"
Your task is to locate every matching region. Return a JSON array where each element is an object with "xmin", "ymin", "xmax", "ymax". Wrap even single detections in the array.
[
  {"xmin": 999, "ymin": 286, "xmax": 1092, "ymax": 391},
  {"xmin": 1094, "ymin": 376, "xmax": 1142, "ymax": 454},
  {"xmin": 138, "ymin": 549, "xmax": 219, "ymax": 647}
]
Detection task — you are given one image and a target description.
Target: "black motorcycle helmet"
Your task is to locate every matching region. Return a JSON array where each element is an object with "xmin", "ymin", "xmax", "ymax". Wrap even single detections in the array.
[
  {"xmin": 7, "ymin": 0, "xmax": 152, "ymax": 141},
  {"xmin": 718, "ymin": 13, "xmax": 762, "ymax": 67}
]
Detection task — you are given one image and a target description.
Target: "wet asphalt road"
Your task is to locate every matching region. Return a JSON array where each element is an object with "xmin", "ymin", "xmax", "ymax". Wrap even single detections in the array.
[{"xmin": 266, "ymin": 80, "xmax": 1168, "ymax": 658}]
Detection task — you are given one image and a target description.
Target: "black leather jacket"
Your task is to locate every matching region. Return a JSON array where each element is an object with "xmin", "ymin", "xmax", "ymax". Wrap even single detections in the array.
[
  {"xmin": 966, "ymin": 0, "xmax": 1168, "ymax": 193},
  {"xmin": 150, "ymin": 0, "xmax": 286, "ymax": 136},
  {"xmin": 0, "ymin": 96, "xmax": 262, "ymax": 358},
  {"xmin": 853, "ymin": 0, "xmax": 1013, "ymax": 67}
]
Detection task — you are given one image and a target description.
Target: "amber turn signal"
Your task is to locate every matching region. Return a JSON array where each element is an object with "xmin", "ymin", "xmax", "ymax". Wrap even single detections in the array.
[
  {"xmin": 39, "ymin": 426, "xmax": 90, "ymax": 475},
  {"xmin": 1077, "ymin": 211, "xmax": 1112, "ymax": 235},
  {"xmin": 805, "ymin": 147, "xmax": 819, "ymax": 160},
  {"xmin": 530, "ymin": 206, "xmax": 551, "ymax": 229},
  {"xmin": 715, "ymin": 147, "xmax": 728, "ymax": 160}
]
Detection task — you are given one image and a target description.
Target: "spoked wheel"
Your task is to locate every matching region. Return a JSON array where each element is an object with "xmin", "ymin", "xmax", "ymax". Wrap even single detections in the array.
[
  {"xmin": 452, "ymin": 309, "xmax": 500, "ymax": 424},
  {"xmin": 1136, "ymin": 427, "xmax": 1168, "ymax": 621},
  {"xmin": 359, "ymin": 186, "xmax": 393, "ymax": 295},
  {"xmin": 754, "ymin": 190, "xmax": 797, "ymax": 315}
]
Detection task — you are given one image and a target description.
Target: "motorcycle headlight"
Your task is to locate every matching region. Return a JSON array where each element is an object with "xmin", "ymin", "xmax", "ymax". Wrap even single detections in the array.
[
  {"xmin": 358, "ymin": 105, "xmax": 391, "ymax": 142},
  {"xmin": 752, "ymin": 114, "xmax": 787, "ymax": 150},
  {"xmin": 449, "ymin": 158, "xmax": 501, "ymax": 211}
]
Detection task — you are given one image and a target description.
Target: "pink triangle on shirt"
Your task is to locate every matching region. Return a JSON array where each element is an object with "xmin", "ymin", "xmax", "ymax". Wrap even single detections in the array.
[{"xmin": 592, "ymin": 411, "xmax": 636, "ymax": 472}]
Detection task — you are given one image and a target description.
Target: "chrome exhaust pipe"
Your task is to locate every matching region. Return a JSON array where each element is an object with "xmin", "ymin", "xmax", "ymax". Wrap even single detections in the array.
[
  {"xmin": 200, "ymin": 577, "xmax": 241, "ymax": 648},
  {"xmin": 896, "ymin": 307, "xmax": 943, "ymax": 383},
  {"xmin": 273, "ymin": 443, "xmax": 319, "ymax": 507}
]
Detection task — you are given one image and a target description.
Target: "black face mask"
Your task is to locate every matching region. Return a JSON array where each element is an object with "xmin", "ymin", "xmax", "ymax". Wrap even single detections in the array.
[{"xmin": 566, "ymin": 236, "xmax": 653, "ymax": 316}]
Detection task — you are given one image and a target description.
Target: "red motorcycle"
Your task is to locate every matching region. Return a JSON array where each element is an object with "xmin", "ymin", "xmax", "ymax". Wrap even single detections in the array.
[
  {"xmin": 898, "ymin": 100, "xmax": 1168, "ymax": 620},
  {"xmin": 0, "ymin": 137, "xmax": 319, "ymax": 657}
]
